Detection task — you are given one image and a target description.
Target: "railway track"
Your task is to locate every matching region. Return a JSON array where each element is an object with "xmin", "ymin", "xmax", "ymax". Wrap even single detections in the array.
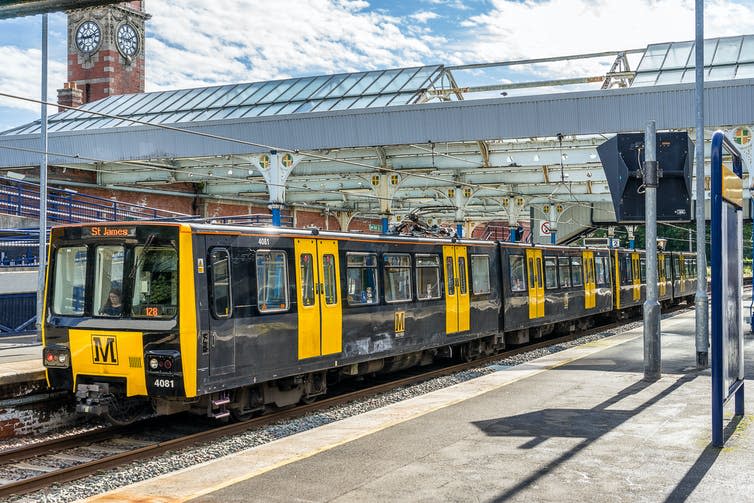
[{"xmin": 0, "ymin": 303, "xmax": 693, "ymax": 499}]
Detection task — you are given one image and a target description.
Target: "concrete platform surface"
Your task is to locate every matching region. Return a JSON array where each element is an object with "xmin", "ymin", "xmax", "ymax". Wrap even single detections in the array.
[
  {"xmin": 0, "ymin": 337, "xmax": 43, "ymax": 385},
  {"xmin": 82, "ymin": 306, "xmax": 754, "ymax": 503}
]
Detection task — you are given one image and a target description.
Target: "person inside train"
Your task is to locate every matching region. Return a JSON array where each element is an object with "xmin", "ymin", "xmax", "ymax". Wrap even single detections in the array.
[{"xmin": 100, "ymin": 288, "xmax": 123, "ymax": 316}]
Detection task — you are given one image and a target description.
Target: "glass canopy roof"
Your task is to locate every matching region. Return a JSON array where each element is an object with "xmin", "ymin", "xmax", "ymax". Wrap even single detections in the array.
[
  {"xmin": 2, "ymin": 65, "xmax": 445, "ymax": 136},
  {"xmin": 632, "ymin": 35, "xmax": 754, "ymax": 87}
]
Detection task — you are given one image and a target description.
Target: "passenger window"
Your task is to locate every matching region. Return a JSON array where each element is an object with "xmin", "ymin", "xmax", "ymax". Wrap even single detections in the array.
[
  {"xmin": 558, "ymin": 257, "xmax": 571, "ymax": 288},
  {"xmin": 300, "ymin": 253, "xmax": 315, "ymax": 306},
  {"xmin": 640, "ymin": 258, "xmax": 647, "ymax": 282},
  {"xmin": 544, "ymin": 257, "xmax": 558, "ymax": 289},
  {"xmin": 210, "ymin": 248, "xmax": 232, "ymax": 318},
  {"xmin": 458, "ymin": 256, "xmax": 468, "ymax": 295},
  {"xmin": 536, "ymin": 257, "xmax": 543, "ymax": 288},
  {"xmin": 571, "ymin": 257, "xmax": 583, "ymax": 287},
  {"xmin": 384, "ymin": 253, "xmax": 412, "ymax": 303},
  {"xmin": 416, "ymin": 254, "xmax": 441, "ymax": 300},
  {"xmin": 256, "ymin": 250, "xmax": 289, "ymax": 313},
  {"xmin": 446, "ymin": 256, "xmax": 456, "ymax": 295},
  {"xmin": 470, "ymin": 254, "xmax": 491, "ymax": 295},
  {"xmin": 623, "ymin": 256, "xmax": 633, "ymax": 285},
  {"xmin": 322, "ymin": 254, "xmax": 337, "ymax": 305},
  {"xmin": 346, "ymin": 253, "xmax": 379, "ymax": 305},
  {"xmin": 664, "ymin": 257, "xmax": 672, "ymax": 280},
  {"xmin": 595, "ymin": 256, "xmax": 609, "ymax": 286},
  {"xmin": 509, "ymin": 254, "xmax": 526, "ymax": 292}
]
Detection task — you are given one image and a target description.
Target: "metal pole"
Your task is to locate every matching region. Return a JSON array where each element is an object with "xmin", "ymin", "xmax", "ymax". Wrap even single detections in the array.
[
  {"xmin": 36, "ymin": 14, "xmax": 49, "ymax": 338},
  {"xmin": 529, "ymin": 206, "xmax": 534, "ymax": 244},
  {"xmin": 694, "ymin": 0, "xmax": 709, "ymax": 368},
  {"xmin": 643, "ymin": 121, "xmax": 661, "ymax": 381}
]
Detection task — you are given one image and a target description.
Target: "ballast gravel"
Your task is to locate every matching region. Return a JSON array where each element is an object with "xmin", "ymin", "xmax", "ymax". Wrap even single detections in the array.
[{"xmin": 8, "ymin": 318, "xmax": 654, "ymax": 503}]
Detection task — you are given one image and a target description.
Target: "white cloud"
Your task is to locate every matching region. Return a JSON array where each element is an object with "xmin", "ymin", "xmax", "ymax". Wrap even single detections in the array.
[
  {"xmin": 457, "ymin": 0, "xmax": 754, "ymax": 78},
  {"xmin": 411, "ymin": 11, "xmax": 441, "ymax": 23},
  {"xmin": 145, "ymin": 0, "xmax": 443, "ymax": 91},
  {"xmin": 0, "ymin": 46, "xmax": 65, "ymax": 114}
]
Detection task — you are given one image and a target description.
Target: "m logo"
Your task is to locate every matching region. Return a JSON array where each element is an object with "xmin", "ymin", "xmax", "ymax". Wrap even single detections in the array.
[
  {"xmin": 394, "ymin": 311, "xmax": 405, "ymax": 336},
  {"xmin": 91, "ymin": 335, "xmax": 118, "ymax": 365}
]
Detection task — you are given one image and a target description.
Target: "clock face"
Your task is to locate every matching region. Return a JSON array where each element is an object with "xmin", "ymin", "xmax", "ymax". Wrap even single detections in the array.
[
  {"xmin": 117, "ymin": 23, "xmax": 139, "ymax": 58},
  {"xmin": 75, "ymin": 20, "xmax": 101, "ymax": 54}
]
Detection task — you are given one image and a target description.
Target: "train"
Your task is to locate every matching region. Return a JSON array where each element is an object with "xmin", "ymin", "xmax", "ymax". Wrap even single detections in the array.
[{"xmin": 41, "ymin": 222, "xmax": 697, "ymax": 423}]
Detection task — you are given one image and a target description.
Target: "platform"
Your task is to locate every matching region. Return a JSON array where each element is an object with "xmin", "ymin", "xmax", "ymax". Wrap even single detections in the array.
[
  {"xmin": 82, "ymin": 304, "xmax": 754, "ymax": 503},
  {"xmin": 0, "ymin": 335, "xmax": 43, "ymax": 387}
]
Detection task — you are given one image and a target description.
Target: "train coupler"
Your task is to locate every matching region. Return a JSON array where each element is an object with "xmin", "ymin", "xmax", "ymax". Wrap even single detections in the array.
[{"xmin": 75, "ymin": 382, "xmax": 112, "ymax": 416}]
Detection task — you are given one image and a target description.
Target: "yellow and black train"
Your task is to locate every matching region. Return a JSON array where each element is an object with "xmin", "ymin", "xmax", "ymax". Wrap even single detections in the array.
[{"xmin": 41, "ymin": 222, "xmax": 697, "ymax": 422}]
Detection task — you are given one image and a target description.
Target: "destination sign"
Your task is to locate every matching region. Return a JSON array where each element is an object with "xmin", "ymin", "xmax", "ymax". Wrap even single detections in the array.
[{"xmin": 83, "ymin": 227, "xmax": 136, "ymax": 238}]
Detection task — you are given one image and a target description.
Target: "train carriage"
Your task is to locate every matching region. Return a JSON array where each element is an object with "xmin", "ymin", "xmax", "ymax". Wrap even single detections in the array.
[
  {"xmin": 671, "ymin": 251, "xmax": 697, "ymax": 303},
  {"xmin": 500, "ymin": 243, "xmax": 613, "ymax": 343}
]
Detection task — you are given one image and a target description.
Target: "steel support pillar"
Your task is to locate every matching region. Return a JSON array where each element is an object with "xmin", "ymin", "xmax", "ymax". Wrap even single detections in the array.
[{"xmin": 643, "ymin": 121, "xmax": 661, "ymax": 381}]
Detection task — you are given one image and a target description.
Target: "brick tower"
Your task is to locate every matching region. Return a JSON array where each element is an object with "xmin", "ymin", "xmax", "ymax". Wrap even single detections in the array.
[{"xmin": 58, "ymin": 1, "xmax": 149, "ymax": 110}]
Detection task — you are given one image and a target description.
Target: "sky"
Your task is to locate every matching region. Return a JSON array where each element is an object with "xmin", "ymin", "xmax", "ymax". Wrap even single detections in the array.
[{"xmin": 0, "ymin": 0, "xmax": 753, "ymax": 132}]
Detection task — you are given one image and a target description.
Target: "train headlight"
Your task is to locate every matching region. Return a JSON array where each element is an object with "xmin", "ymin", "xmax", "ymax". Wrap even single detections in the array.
[{"xmin": 149, "ymin": 357, "xmax": 159, "ymax": 370}]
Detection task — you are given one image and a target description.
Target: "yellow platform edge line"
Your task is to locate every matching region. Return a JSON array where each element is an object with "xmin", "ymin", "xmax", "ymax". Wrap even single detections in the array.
[{"xmin": 81, "ymin": 315, "xmax": 689, "ymax": 503}]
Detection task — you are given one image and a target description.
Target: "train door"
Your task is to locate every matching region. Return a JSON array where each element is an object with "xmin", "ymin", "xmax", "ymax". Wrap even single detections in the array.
[
  {"xmin": 583, "ymin": 250, "xmax": 596, "ymax": 309},
  {"xmin": 525, "ymin": 248, "xmax": 544, "ymax": 319},
  {"xmin": 443, "ymin": 245, "xmax": 470, "ymax": 334},
  {"xmin": 294, "ymin": 238, "xmax": 342, "ymax": 359},
  {"xmin": 631, "ymin": 252, "xmax": 641, "ymax": 301},
  {"xmin": 206, "ymin": 243, "xmax": 235, "ymax": 376}
]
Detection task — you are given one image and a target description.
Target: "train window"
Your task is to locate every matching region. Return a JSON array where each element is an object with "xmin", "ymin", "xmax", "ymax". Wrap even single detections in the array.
[
  {"xmin": 640, "ymin": 258, "xmax": 646, "ymax": 282},
  {"xmin": 622, "ymin": 256, "xmax": 633, "ymax": 285},
  {"xmin": 558, "ymin": 257, "xmax": 571, "ymax": 288},
  {"xmin": 446, "ymin": 257, "xmax": 456, "ymax": 295},
  {"xmin": 322, "ymin": 254, "xmax": 337, "ymax": 305},
  {"xmin": 416, "ymin": 254, "xmax": 441, "ymax": 300},
  {"xmin": 674, "ymin": 256, "xmax": 682, "ymax": 279},
  {"xmin": 299, "ymin": 254, "xmax": 315, "ymax": 306},
  {"xmin": 528, "ymin": 258, "xmax": 535, "ymax": 289},
  {"xmin": 536, "ymin": 258, "xmax": 543, "ymax": 288},
  {"xmin": 509, "ymin": 254, "xmax": 526, "ymax": 292},
  {"xmin": 664, "ymin": 257, "xmax": 672, "ymax": 280},
  {"xmin": 458, "ymin": 257, "xmax": 468, "ymax": 295},
  {"xmin": 94, "ymin": 245, "xmax": 125, "ymax": 317},
  {"xmin": 346, "ymin": 253, "xmax": 379, "ymax": 305},
  {"xmin": 384, "ymin": 253, "xmax": 412, "ymax": 303},
  {"xmin": 209, "ymin": 248, "xmax": 232, "ymax": 318},
  {"xmin": 470, "ymin": 255, "xmax": 491, "ymax": 295},
  {"xmin": 544, "ymin": 257, "xmax": 558, "ymax": 289},
  {"xmin": 595, "ymin": 256, "xmax": 609, "ymax": 286},
  {"xmin": 52, "ymin": 246, "xmax": 87, "ymax": 316},
  {"xmin": 131, "ymin": 246, "xmax": 178, "ymax": 318},
  {"xmin": 571, "ymin": 257, "xmax": 583, "ymax": 287},
  {"xmin": 256, "ymin": 250, "xmax": 289, "ymax": 313}
]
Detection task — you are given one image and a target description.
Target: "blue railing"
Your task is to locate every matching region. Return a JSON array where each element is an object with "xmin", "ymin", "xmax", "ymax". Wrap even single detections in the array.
[{"xmin": 0, "ymin": 177, "xmax": 187, "ymax": 224}]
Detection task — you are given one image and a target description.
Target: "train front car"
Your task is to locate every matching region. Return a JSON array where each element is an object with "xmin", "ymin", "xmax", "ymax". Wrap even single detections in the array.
[{"xmin": 42, "ymin": 223, "xmax": 195, "ymax": 424}]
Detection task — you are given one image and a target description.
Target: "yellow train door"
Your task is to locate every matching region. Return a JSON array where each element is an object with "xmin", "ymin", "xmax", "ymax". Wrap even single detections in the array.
[
  {"xmin": 583, "ymin": 250, "xmax": 596, "ymax": 309},
  {"xmin": 443, "ymin": 245, "xmax": 470, "ymax": 334},
  {"xmin": 631, "ymin": 252, "xmax": 641, "ymax": 301},
  {"xmin": 526, "ymin": 248, "xmax": 544, "ymax": 319},
  {"xmin": 294, "ymin": 238, "xmax": 342, "ymax": 360}
]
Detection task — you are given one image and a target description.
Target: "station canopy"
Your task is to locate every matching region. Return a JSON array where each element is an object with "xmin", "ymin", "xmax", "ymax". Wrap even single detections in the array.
[{"xmin": 0, "ymin": 35, "xmax": 752, "ymax": 241}]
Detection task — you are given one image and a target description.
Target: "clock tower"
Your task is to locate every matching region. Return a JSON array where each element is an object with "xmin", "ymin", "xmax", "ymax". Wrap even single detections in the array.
[{"xmin": 57, "ymin": 1, "xmax": 149, "ymax": 110}]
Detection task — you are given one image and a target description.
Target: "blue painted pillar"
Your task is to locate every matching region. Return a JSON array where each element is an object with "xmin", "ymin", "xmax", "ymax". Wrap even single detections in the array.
[
  {"xmin": 271, "ymin": 206, "xmax": 281, "ymax": 227},
  {"xmin": 550, "ymin": 231, "xmax": 557, "ymax": 245},
  {"xmin": 509, "ymin": 227, "xmax": 516, "ymax": 242},
  {"xmin": 381, "ymin": 216, "xmax": 389, "ymax": 234},
  {"xmin": 456, "ymin": 223, "xmax": 463, "ymax": 238}
]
